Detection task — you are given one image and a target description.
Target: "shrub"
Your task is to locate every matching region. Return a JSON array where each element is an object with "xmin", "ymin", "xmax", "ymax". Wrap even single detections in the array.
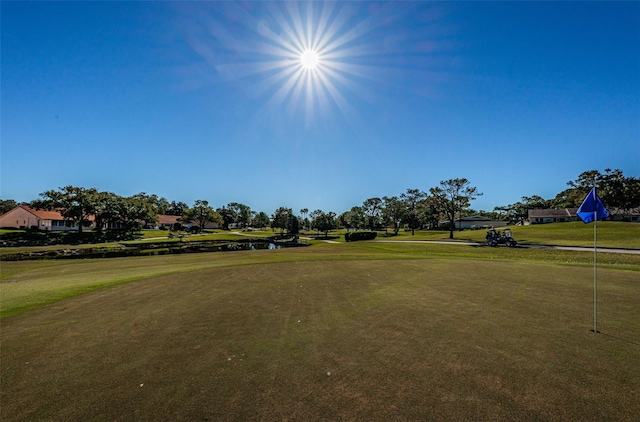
[{"xmin": 345, "ymin": 231, "xmax": 377, "ymax": 242}]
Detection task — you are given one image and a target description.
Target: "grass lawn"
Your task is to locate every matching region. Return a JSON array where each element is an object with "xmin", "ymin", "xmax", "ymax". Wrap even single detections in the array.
[
  {"xmin": 452, "ymin": 221, "xmax": 640, "ymax": 249},
  {"xmin": 1, "ymin": 243, "xmax": 639, "ymax": 421},
  {"xmin": 2, "ymin": 222, "xmax": 638, "ymax": 257},
  {"xmin": 376, "ymin": 222, "xmax": 640, "ymax": 249},
  {"xmin": 0, "ymin": 230, "xmax": 277, "ymax": 257}
]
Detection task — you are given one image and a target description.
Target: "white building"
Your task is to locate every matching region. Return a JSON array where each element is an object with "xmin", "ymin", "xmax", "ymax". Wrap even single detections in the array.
[
  {"xmin": 441, "ymin": 216, "xmax": 509, "ymax": 230},
  {"xmin": 528, "ymin": 208, "xmax": 579, "ymax": 224}
]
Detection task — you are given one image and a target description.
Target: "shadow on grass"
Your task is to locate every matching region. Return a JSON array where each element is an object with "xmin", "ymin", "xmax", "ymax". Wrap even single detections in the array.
[{"xmin": 599, "ymin": 332, "xmax": 640, "ymax": 347}]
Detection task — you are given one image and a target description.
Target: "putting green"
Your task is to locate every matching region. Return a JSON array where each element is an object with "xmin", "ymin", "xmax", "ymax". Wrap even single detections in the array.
[{"xmin": 1, "ymin": 257, "xmax": 638, "ymax": 421}]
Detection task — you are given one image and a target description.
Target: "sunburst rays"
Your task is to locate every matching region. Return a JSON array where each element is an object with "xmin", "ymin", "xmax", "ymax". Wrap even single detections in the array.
[{"xmin": 178, "ymin": 1, "xmax": 447, "ymax": 129}]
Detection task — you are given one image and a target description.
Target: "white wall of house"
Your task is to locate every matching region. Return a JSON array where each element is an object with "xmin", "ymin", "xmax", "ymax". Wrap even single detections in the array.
[
  {"xmin": 455, "ymin": 220, "xmax": 508, "ymax": 230},
  {"xmin": 530, "ymin": 216, "xmax": 579, "ymax": 224},
  {"xmin": 49, "ymin": 220, "xmax": 78, "ymax": 231}
]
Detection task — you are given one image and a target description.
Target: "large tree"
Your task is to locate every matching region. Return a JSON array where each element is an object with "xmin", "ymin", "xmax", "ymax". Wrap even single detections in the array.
[
  {"xmin": 311, "ymin": 210, "xmax": 337, "ymax": 236},
  {"xmin": 92, "ymin": 191, "xmax": 120, "ymax": 238},
  {"xmin": 252, "ymin": 211, "xmax": 270, "ymax": 229},
  {"xmin": 620, "ymin": 177, "xmax": 640, "ymax": 217},
  {"xmin": 228, "ymin": 202, "xmax": 252, "ymax": 228},
  {"xmin": 166, "ymin": 201, "xmax": 188, "ymax": 216},
  {"xmin": 430, "ymin": 178, "xmax": 481, "ymax": 239},
  {"xmin": 551, "ymin": 169, "xmax": 640, "ymax": 216},
  {"xmin": 495, "ymin": 195, "xmax": 551, "ymax": 225},
  {"xmin": 400, "ymin": 189, "xmax": 427, "ymax": 235},
  {"xmin": 338, "ymin": 211, "xmax": 351, "ymax": 231},
  {"xmin": 550, "ymin": 188, "xmax": 585, "ymax": 209},
  {"xmin": 382, "ymin": 196, "xmax": 405, "ymax": 235},
  {"xmin": 589, "ymin": 169, "xmax": 640, "ymax": 215},
  {"xmin": 185, "ymin": 200, "xmax": 222, "ymax": 233},
  {"xmin": 128, "ymin": 193, "xmax": 158, "ymax": 228},
  {"xmin": 216, "ymin": 206, "xmax": 237, "ymax": 230},
  {"xmin": 0, "ymin": 199, "xmax": 18, "ymax": 215},
  {"xmin": 131, "ymin": 193, "xmax": 170, "ymax": 216},
  {"xmin": 271, "ymin": 207, "xmax": 292, "ymax": 235},
  {"xmin": 309, "ymin": 209, "xmax": 324, "ymax": 234},
  {"xmin": 362, "ymin": 197, "xmax": 383, "ymax": 231},
  {"xmin": 347, "ymin": 206, "xmax": 365, "ymax": 230},
  {"xmin": 33, "ymin": 186, "xmax": 99, "ymax": 233},
  {"xmin": 287, "ymin": 213, "xmax": 300, "ymax": 235},
  {"xmin": 322, "ymin": 212, "xmax": 337, "ymax": 236},
  {"xmin": 417, "ymin": 195, "xmax": 442, "ymax": 230}
]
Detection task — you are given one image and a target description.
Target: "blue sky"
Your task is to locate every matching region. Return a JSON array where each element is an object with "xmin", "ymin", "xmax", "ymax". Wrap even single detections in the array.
[{"xmin": 2, "ymin": 1, "xmax": 638, "ymax": 215}]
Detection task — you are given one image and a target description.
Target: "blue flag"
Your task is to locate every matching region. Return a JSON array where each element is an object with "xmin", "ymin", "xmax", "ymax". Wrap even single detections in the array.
[{"xmin": 577, "ymin": 188, "xmax": 610, "ymax": 224}]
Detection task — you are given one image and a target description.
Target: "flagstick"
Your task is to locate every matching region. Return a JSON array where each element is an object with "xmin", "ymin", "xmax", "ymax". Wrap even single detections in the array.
[
  {"xmin": 578, "ymin": 184, "xmax": 608, "ymax": 334},
  {"xmin": 593, "ymin": 210, "xmax": 598, "ymax": 333}
]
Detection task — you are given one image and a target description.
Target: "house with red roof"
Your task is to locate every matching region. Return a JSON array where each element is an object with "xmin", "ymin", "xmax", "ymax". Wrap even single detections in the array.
[
  {"xmin": 155, "ymin": 214, "xmax": 183, "ymax": 230},
  {"xmin": 0, "ymin": 206, "xmax": 85, "ymax": 231}
]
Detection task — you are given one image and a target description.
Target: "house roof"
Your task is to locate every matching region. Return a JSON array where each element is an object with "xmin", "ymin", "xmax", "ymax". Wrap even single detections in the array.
[
  {"xmin": 158, "ymin": 214, "xmax": 182, "ymax": 224},
  {"xmin": 20, "ymin": 206, "xmax": 66, "ymax": 220},
  {"xmin": 609, "ymin": 206, "xmax": 640, "ymax": 215},
  {"xmin": 459, "ymin": 216, "xmax": 492, "ymax": 221},
  {"xmin": 16, "ymin": 206, "xmax": 95, "ymax": 221},
  {"xmin": 528, "ymin": 208, "xmax": 578, "ymax": 218}
]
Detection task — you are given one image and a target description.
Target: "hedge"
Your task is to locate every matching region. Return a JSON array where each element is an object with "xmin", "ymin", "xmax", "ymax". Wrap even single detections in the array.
[{"xmin": 344, "ymin": 231, "xmax": 377, "ymax": 242}]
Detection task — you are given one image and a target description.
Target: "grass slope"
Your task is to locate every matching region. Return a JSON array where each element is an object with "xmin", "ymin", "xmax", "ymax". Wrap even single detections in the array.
[
  {"xmin": 1, "ymin": 222, "xmax": 638, "ymax": 258},
  {"xmin": 453, "ymin": 221, "xmax": 640, "ymax": 249},
  {"xmin": 1, "ymin": 244, "xmax": 639, "ymax": 421},
  {"xmin": 2, "ymin": 243, "xmax": 639, "ymax": 319},
  {"xmin": 374, "ymin": 222, "xmax": 640, "ymax": 249}
]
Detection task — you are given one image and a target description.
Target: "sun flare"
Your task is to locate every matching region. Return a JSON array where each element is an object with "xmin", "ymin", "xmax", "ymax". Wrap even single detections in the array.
[
  {"xmin": 184, "ymin": 2, "xmax": 438, "ymax": 127},
  {"xmin": 300, "ymin": 49, "xmax": 320, "ymax": 70}
]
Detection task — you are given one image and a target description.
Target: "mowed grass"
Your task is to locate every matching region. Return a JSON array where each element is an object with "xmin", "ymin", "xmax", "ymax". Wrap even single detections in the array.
[
  {"xmin": 1, "ymin": 243, "xmax": 639, "ymax": 421},
  {"xmin": 2, "ymin": 222, "xmax": 638, "ymax": 257},
  {"xmin": 2, "ymin": 243, "xmax": 639, "ymax": 319},
  {"xmin": 308, "ymin": 221, "xmax": 639, "ymax": 248},
  {"xmin": 452, "ymin": 221, "xmax": 640, "ymax": 249}
]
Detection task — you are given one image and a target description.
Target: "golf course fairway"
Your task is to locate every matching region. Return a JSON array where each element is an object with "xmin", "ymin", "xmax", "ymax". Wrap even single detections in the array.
[{"xmin": 1, "ymin": 243, "xmax": 639, "ymax": 421}]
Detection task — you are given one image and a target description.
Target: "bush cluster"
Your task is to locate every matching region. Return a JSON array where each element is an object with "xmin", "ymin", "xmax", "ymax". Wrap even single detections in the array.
[{"xmin": 344, "ymin": 231, "xmax": 377, "ymax": 242}]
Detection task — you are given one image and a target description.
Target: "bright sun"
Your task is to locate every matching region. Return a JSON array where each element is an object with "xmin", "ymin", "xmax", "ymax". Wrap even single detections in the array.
[{"xmin": 300, "ymin": 49, "xmax": 320, "ymax": 70}]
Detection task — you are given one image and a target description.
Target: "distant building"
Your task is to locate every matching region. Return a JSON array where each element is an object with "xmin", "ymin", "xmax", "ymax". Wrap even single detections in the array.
[
  {"xmin": 608, "ymin": 207, "xmax": 640, "ymax": 222},
  {"xmin": 528, "ymin": 208, "xmax": 579, "ymax": 224},
  {"xmin": 441, "ymin": 216, "xmax": 509, "ymax": 230},
  {"xmin": 0, "ymin": 206, "xmax": 83, "ymax": 231},
  {"xmin": 146, "ymin": 214, "xmax": 183, "ymax": 230}
]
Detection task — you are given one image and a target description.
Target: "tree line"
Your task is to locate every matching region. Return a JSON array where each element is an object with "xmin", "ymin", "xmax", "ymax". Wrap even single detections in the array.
[
  {"xmin": 1, "ymin": 169, "xmax": 638, "ymax": 240},
  {"xmin": 494, "ymin": 169, "xmax": 640, "ymax": 225}
]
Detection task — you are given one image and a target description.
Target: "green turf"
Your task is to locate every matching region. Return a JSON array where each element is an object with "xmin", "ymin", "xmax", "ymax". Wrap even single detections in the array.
[
  {"xmin": 430, "ymin": 221, "xmax": 640, "ymax": 249},
  {"xmin": 323, "ymin": 222, "xmax": 640, "ymax": 248},
  {"xmin": 0, "ymin": 230, "xmax": 281, "ymax": 257},
  {"xmin": 2, "ymin": 242, "xmax": 639, "ymax": 319},
  {"xmin": 1, "ymin": 222, "xmax": 638, "ymax": 258},
  {"xmin": 1, "ymin": 251, "xmax": 638, "ymax": 421}
]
